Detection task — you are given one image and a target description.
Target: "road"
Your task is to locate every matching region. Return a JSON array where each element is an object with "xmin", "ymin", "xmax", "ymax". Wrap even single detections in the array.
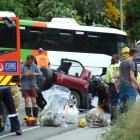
[{"xmin": 0, "ymin": 98, "xmax": 104, "ymax": 140}]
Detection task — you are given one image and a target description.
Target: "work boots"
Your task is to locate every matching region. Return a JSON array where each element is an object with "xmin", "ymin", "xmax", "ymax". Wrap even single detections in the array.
[
  {"xmin": 25, "ymin": 107, "xmax": 38, "ymax": 118},
  {"xmin": 25, "ymin": 107, "xmax": 32, "ymax": 116},
  {"xmin": 10, "ymin": 116, "xmax": 22, "ymax": 135},
  {"xmin": 32, "ymin": 107, "xmax": 38, "ymax": 118}
]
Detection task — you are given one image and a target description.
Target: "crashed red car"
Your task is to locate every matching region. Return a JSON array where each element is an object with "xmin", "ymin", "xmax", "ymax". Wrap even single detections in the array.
[{"xmin": 37, "ymin": 59, "xmax": 91, "ymax": 109}]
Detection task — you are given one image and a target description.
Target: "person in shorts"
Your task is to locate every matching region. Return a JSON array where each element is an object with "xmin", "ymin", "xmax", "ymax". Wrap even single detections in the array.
[{"xmin": 21, "ymin": 55, "xmax": 42, "ymax": 118}]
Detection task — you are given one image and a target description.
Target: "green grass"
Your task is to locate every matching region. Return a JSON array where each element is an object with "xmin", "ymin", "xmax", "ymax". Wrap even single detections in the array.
[{"xmin": 103, "ymin": 101, "xmax": 140, "ymax": 140}]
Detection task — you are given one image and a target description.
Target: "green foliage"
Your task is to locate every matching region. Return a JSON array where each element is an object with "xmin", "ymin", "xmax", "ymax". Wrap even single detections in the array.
[
  {"xmin": 0, "ymin": 0, "xmax": 133, "ymax": 30},
  {"xmin": 93, "ymin": 11, "xmax": 111, "ymax": 27},
  {"xmin": 103, "ymin": 101, "xmax": 140, "ymax": 140},
  {"xmin": 125, "ymin": 0, "xmax": 140, "ymax": 41},
  {"xmin": 38, "ymin": 0, "xmax": 77, "ymax": 21},
  {"xmin": 105, "ymin": 0, "xmax": 121, "ymax": 28},
  {"xmin": 84, "ymin": 0, "xmax": 106, "ymax": 25}
]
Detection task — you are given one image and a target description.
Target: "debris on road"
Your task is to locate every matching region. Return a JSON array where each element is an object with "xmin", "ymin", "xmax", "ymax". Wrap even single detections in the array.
[
  {"xmin": 22, "ymin": 116, "xmax": 38, "ymax": 126},
  {"xmin": 64, "ymin": 105, "xmax": 79, "ymax": 124},
  {"xmin": 79, "ymin": 106, "xmax": 111, "ymax": 128},
  {"xmin": 39, "ymin": 85, "xmax": 70, "ymax": 127}
]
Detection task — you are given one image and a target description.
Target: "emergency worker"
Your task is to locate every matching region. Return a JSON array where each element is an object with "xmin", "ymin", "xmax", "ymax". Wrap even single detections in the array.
[
  {"xmin": 35, "ymin": 48, "xmax": 50, "ymax": 68},
  {"xmin": 21, "ymin": 55, "xmax": 42, "ymax": 118},
  {"xmin": 106, "ymin": 56, "xmax": 120, "ymax": 120},
  {"xmin": 0, "ymin": 86, "xmax": 22, "ymax": 135}
]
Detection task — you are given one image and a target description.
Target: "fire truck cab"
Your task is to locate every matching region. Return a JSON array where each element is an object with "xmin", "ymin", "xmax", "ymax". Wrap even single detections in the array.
[{"xmin": 0, "ymin": 11, "xmax": 20, "ymax": 86}]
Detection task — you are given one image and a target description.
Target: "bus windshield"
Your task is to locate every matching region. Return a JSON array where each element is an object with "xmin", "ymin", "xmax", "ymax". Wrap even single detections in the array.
[{"xmin": 0, "ymin": 20, "xmax": 16, "ymax": 55}]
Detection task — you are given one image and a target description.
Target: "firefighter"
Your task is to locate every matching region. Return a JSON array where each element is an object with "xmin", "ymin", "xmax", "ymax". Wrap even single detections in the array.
[
  {"xmin": 106, "ymin": 55, "xmax": 120, "ymax": 120},
  {"xmin": 35, "ymin": 48, "xmax": 50, "ymax": 68},
  {"xmin": 0, "ymin": 86, "xmax": 22, "ymax": 135}
]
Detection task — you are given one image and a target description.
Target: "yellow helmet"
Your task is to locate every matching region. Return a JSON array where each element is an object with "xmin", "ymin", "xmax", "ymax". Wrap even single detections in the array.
[
  {"xmin": 121, "ymin": 47, "xmax": 130, "ymax": 54},
  {"xmin": 79, "ymin": 118, "xmax": 87, "ymax": 128}
]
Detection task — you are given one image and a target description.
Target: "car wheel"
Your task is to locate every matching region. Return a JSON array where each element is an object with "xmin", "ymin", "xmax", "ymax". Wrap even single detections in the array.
[
  {"xmin": 37, "ymin": 68, "xmax": 54, "ymax": 91},
  {"xmin": 36, "ymin": 91, "xmax": 47, "ymax": 109},
  {"xmin": 69, "ymin": 90, "xmax": 81, "ymax": 108}
]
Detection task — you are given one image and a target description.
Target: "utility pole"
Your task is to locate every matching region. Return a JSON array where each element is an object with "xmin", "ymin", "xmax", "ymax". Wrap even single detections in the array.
[{"xmin": 120, "ymin": 0, "xmax": 123, "ymax": 30}]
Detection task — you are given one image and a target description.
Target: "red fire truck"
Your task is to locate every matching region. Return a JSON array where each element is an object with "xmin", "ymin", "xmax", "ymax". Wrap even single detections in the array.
[{"xmin": 0, "ymin": 11, "xmax": 20, "ymax": 85}]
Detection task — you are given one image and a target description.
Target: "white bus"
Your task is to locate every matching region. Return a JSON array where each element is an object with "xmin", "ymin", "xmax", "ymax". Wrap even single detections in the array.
[{"xmin": 20, "ymin": 18, "xmax": 127, "ymax": 75}]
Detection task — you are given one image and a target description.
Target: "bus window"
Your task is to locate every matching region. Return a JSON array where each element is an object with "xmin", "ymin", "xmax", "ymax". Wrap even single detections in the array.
[
  {"xmin": 87, "ymin": 33, "xmax": 117, "ymax": 55},
  {"xmin": 60, "ymin": 30, "xmax": 73, "ymax": 51},
  {"xmin": 0, "ymin": 22, "xmax": 16, "ymax": 55},
  {"xmin": 117, "ymin": 41, "xmax": 127, "ymax": 55},
  {"xmin": 43, "ymin": 28, "xmax": 59, "ymax": 49},
  {"xmin": 87, "ymin": 32, "xmax": 100, "ymax": 53},
  {"xmin": 74, "ymin": 31, "xmax": 87, "ymax": 52},
  {"xmin": 20, "ymin": 26, "xmax": 43, "ymax": 49}
]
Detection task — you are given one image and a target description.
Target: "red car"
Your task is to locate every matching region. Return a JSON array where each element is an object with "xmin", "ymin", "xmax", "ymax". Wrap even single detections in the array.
[{"xmin": 37, "ymin": 59, "xmax": 91, "ymax": 109}]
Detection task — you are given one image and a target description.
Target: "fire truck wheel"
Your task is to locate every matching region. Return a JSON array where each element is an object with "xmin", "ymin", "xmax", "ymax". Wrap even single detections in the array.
[{"xmin": 37, "ymin": 68, "xmax": 54, "ymax": 91}]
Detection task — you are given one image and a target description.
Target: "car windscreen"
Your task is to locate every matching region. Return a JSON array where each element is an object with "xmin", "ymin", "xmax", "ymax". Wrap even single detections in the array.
[{"xmin": 0, "ymin": 21, "xmax": 16, "ymax": 55}]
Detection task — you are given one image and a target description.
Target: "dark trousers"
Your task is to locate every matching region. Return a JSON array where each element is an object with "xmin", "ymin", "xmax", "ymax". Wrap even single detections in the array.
[
  {"xmin": 0, "ymin": 86, "xmax": 20, "ymax": 132},
  {"xmin": 108, "ymin": 83, "xmax": 118, "ymax": 120},
  {"xmin": 109, "ymin": 83, "xmax": 118, "ymax": 107},
  {"xmin": 0, "ymin": 86, "xmax": 16, "ymax": 115}
]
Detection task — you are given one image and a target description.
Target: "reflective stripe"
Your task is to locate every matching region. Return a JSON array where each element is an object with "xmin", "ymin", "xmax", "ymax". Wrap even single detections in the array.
[
  {"xmin": 8, "ymin": 113, "xmax": 18, "ymax": 118},
  {"xmin": 9, "ymin": 82, "xmax": 16, "ymax": 86},
  {"xmin": 0, "ymin": 76, "xmax": 12, "ymax": 85},
  {"xmin": 0, "ymin": 76, "xmax": 4, "ymax": 81}
]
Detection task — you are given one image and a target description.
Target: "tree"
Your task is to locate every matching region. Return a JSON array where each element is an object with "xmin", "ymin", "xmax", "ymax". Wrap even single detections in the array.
[
  {"xmin": 74, "ymin": 0, "xmax": 106, "ymax": 25},
  {"xmin": 104, "ymin": 0, "xmax": 121, "ymax": 28},
  {"xmin": 38, "ymin": 0, "xmax": 77, "ymax": 21},
  {"xmin": 125, "ymin": 0, "xmax": 140, "ymax": 41},
  {"xmin": 93, "ymin": 11, "xmax": 111, "ymax": 27}
]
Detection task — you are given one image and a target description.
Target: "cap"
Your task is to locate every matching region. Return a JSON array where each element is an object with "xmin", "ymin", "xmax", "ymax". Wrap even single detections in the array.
[{"xmin": 38, "ymin": 48, "xmax": 44, "ymax": 52}]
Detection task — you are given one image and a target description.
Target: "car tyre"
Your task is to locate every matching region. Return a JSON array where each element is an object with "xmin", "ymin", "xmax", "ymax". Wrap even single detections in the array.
[
  {"xmin": 37, "ymin": 68, "xmax": 54, "ymax": 91},
  {"xmin": 69, "ymin": 90, "xmax": 81, "ymax": 108}
]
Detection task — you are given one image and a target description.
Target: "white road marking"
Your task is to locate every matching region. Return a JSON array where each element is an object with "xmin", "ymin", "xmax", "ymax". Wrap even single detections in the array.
[{"xmin": 0, "ymin": 126, "xmax": 40, "ymax": 139}]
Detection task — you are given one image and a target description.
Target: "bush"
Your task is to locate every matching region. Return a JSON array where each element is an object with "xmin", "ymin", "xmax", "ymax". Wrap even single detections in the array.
[{"xmin": 103, "ymin": 101, "xmax": 140, "ymax": 140}]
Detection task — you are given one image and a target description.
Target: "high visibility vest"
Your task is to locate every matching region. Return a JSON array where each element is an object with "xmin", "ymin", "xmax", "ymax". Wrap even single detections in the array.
[
  {"xmin": 106, "ymin": 63, "xmax": 119, "ymax": 84},
  {"xmin": 36, "ymin": 55, "xmax": 50, "ymax": 68},
  {"xmin": 137, "ymin": 72, "xmax": 140, "ymax": 84}
]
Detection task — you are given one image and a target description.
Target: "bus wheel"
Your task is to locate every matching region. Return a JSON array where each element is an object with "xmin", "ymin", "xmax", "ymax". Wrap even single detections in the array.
[
  {"xmin": 69, "ymin": 90, "xmax": 81, "ymax": 108},
  {"xmin": 37, "ymin": 68, "xmax": 54, "ymax": 91}
]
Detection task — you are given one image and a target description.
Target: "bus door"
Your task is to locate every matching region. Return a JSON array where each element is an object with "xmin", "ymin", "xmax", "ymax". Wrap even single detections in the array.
[{"xmin": 0, "ymin": 16, "xmax": 20, "ymax": 86}]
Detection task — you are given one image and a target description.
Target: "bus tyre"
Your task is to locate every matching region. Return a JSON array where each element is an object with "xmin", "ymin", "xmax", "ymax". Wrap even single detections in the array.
[
  {"xmin": 37, "ymin": 68, "xmax": 54, "ymax": 91},
  {"xmin": 69, "ymin": 90, "xmax": 81, "ymax": 108}
]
